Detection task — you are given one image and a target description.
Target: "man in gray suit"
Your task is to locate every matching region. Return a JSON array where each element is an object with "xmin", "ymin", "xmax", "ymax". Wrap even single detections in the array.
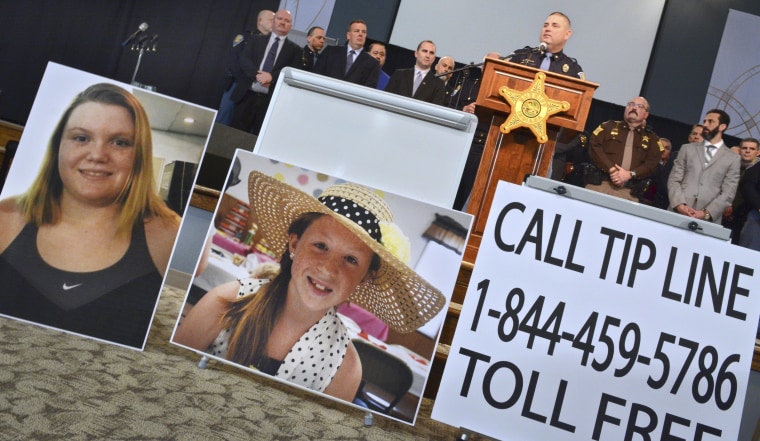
[{"xmin": 667, "ymin": 109, "xmax": 740, "ymax": 224}]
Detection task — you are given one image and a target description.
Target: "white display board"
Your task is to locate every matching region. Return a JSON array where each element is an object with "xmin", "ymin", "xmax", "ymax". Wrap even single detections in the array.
[
  {"xmin": 432, "ymin": 180, "xmax": 760, "ymax": 440},
  {"xmin": 254, "ymin": 67, "xmax": 477, "ymax": 208}
]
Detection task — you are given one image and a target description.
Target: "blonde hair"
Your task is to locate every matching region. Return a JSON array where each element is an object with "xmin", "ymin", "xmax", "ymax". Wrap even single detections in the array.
[{"xmin": 18, "ymin": 83, "xmax": 176, "ymax": 234}]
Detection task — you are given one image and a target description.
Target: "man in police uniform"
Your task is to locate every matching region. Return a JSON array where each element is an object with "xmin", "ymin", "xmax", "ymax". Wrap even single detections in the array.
[
  {"xmin": 300, "ymin": 26, "xmax": 325, "ymax": 71},
  {"xmin": 216, "ymin": 10, "xmax": 274, "ymax": 125},
  {"xmin": 504, "ymin": 11, "xmax": 584, "ymax": 80},
  {"xmin": 586, "ymin": 96, "xmax": 664, "ymax": 202}
]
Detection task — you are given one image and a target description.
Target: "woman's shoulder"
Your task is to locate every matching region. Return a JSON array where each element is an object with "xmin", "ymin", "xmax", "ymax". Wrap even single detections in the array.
[
  {"xmin": 143, "ymin": 213, "xmax": 181, "ymax": 276},
  {"xmin": 0, "ymin": 196, "xmax": 22, "ymax": 214},
  {"xmin": 144, "ymin": 212, "xmax": 180, "ymax": 240},
  {"xmin": 0, "ymin": 197, "xmax": 26, "ymax": 251}
]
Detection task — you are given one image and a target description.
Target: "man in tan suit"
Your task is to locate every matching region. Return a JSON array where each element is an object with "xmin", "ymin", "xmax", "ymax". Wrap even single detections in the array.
[{"xmin": 667, "ymin": 109, "xmax": 740, "ymax": 223}]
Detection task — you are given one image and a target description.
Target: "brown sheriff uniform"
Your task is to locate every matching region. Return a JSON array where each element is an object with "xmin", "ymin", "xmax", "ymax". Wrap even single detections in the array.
[{"xmin": 587, "ymin": 120, "xmax": 664, "ymax": 201}]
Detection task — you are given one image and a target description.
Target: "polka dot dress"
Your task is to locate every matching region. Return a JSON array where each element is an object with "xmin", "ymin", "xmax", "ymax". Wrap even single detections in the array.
[
  {"xmin": 206, "ymin": 278, "xmax": 349, "ymax": 392},
  {"xmin": 279, "ymin": 306, "xmax": 349, "ymax": 392}
]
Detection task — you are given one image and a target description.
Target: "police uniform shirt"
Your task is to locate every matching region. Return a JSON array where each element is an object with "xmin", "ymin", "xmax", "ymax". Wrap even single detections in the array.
[
  {"xmin": 589, "ymin": 120, "xmax": 664, "ymax": 180},
  {"xmin": 505, "ymin": 47, "xmax": 584, "ymax": 80}
]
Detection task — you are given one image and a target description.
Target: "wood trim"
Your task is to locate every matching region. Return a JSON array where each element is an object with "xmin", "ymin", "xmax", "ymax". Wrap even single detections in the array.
[
  {"xmin": 0, "ymin": 120, "xmax": 23, "ymax": 149},
  {"xmin": 190, "ymin": 185, "xmax": 221, "ymax": 212}
]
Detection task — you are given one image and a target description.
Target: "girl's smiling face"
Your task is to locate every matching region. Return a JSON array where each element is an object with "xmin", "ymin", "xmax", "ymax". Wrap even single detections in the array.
[
  {"xmin": 58, "ymin": 102, "xmax": 136, "ymax": 207},
  {"xmin": 287, "ymin": 215, "xmax": 375, "ymax": 313}
]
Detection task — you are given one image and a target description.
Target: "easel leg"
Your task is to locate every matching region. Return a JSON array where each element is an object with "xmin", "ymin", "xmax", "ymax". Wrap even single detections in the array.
[{"xmin": 197, "ymin": 355, "xmax": 210, "ymax": 369}]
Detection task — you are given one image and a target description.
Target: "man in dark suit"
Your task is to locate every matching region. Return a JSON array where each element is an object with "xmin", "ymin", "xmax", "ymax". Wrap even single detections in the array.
[
  {"xmin": 313, "ymin": 20, "xmax": 380, "ymax": 88},
  {"xmin": 668, "ymin": 109, "xmax": 740, "ymax": 224},
  {"xmin": 367, "ymin": 42, "xmax": 390, "ymax": 90},
  {"xmin": 230, "ymin": 9, "xmax": 301, "ymax": 135},
  {"xmin": 385, "ymin": 40, "xmax": 445, "ymax": 105}
]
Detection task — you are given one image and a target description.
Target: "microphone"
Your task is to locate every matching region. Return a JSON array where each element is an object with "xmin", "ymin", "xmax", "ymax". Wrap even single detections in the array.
[
  {"xmin": 122, "ymin": 22, "xmax": 148, "ymax": 47},
  {"xmin": 538, "ymin": 42, "xmax": 547, "ymax": 53}
]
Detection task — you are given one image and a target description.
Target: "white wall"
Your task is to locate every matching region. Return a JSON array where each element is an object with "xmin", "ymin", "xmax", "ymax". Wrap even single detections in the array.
[{"xmin": 390, "ymin": 0, "xmax": 666, "ymax": 106}]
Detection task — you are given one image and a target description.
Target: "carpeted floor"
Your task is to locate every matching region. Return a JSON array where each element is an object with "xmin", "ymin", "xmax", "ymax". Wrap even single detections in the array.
[{"xmin": 0, "ymin": 284, "xmax": 466, "ymax": 440}]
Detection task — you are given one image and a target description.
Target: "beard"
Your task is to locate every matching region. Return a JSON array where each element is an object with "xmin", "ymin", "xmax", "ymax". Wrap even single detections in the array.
[{"xmin": 702, "ymin": 126, "xmax": 720, "ymax": 141}]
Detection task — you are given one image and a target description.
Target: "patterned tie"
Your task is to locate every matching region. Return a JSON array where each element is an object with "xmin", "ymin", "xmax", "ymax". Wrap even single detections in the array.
[
  {"xmin": 539, "ymin": 52, "xmax": 552, "ymax": 71},
  {"xmin": 346, "ymin": 50, "xmax": 356, "ymax": 74},
  {"xmin": 412, "ymin": 71, "xmax": 423, "ymax": 95},
  {"xmin": 705, "ymin": 144, "xmax": 716, "ymax": 163},
  {"xmin": 262, "ymin": 37, "xmax": 280, "ymax": 73}
]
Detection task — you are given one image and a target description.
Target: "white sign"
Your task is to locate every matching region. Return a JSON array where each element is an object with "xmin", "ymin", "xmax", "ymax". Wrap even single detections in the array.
[{"xmin": 432, "ymin": 181, "xmax": 760, "ymax": 440}]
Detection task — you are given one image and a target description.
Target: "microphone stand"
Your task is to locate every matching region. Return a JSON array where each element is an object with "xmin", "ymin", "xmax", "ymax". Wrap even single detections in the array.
[
  {"xmin": 128, "ymin": 34, "xmax": 159, "ymax": 91},
  {"xmin": 434, "ymin": 61, "xmax": 486, "ymax": 79}
]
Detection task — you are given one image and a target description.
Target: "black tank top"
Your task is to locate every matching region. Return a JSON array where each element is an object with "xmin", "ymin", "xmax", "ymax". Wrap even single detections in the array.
[{"xmin": 0, "ymin": 222, "xmax": 163, "ymax": 348}]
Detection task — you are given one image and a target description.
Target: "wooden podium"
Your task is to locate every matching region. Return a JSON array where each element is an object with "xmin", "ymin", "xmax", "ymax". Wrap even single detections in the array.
[{"xmin": 463, "ymin": 57, "xmax": 599, "ymax": 263}]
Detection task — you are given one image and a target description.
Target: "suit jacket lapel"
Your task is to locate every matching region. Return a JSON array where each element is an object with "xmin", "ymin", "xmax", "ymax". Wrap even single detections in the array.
[
  {"xmin": 273, "ymin": 37, "xmax": 292, "ymax": 70},
  {"xmin": 253, "ymin": 36, "xmax": 269, "ymax": 66}
]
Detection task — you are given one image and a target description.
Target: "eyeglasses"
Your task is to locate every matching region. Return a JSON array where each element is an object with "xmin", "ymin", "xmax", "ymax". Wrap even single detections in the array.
[{"xmin": 626, "ymin": 102, "xmax": 647, "ymax": 110}]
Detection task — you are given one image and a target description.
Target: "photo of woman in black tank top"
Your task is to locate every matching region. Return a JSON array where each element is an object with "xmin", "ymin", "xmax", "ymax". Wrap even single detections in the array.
[{"xmin": 0, "ymin": 80, "xmax": 183, "ymax": 349}]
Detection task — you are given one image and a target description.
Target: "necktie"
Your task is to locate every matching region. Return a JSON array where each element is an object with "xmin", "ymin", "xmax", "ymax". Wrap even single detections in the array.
[
  {"xmin": 539, "ymin": 52, "xmax": 552, "ymax": 71},
  {"xmin": 705, "ymin": 144, "xmax": 716, "ymax": 163},
  {"xmin": 413, "ymin": 71, "xmax": 423, "ymax": 95},
  {"xmin": 262, "ymin": 37, "xmax": 280, "ymax": 73},
  {"xmin": 346, "ymin": 50, "xmax": 355, "ymax": 74},
  {"xmin": 621, "ymin": 129, "xmax": 634, "ymax": 171}
]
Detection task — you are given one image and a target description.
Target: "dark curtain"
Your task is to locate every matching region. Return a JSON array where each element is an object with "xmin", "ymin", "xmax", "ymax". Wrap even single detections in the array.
[{"xmin": 0, "ymin": 0, "xmax": 278, "ymax": 125}]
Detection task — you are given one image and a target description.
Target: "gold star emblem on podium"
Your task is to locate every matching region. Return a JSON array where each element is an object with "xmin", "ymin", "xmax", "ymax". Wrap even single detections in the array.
[{"xmin": 498, "ymin": 71, "xmax": 570, "ymax": 143}]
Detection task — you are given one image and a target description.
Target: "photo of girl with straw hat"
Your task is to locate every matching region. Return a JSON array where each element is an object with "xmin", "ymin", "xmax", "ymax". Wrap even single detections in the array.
[{"xmin": 174, "ymin": 165, "xmax": 448, "ymax": 403}]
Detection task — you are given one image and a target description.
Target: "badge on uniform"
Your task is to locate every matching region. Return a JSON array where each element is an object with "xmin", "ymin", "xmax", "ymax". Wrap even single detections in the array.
[
  {"xmin": 642, "ymin": 135, "xmax": 650, "ymax": 150},
  {"xmin": 562, "ymin": 64, "xmax": 569, "ymax": 73}
]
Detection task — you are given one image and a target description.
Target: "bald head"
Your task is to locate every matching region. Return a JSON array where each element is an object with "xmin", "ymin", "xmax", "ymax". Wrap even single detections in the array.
[
  {"xmin": 272, "ymin": 9, "xmax": 293, "ymax": 37},
  {"xmin": 435, "ymin": 56, "xmax": 455, "ymax": 81},
  {"xmin": 257, "ymin": 10, "xmax": 274, "ymax": 34},
  {"xmin": 481, "ymin": 52, "xmax": 501, "ymax": 70}
]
